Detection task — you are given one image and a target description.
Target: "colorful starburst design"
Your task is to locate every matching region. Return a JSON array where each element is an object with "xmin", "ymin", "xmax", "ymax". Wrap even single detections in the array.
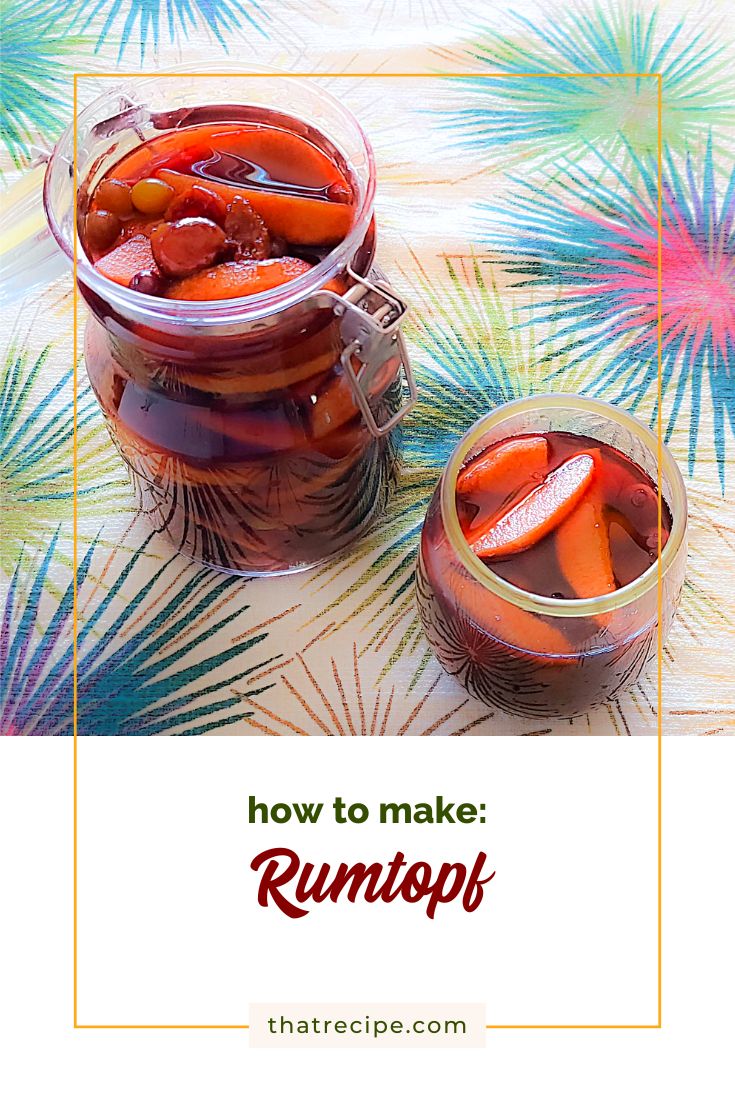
[
  {"xmin": 479, "ymin": 138, "xmax": 735, "ymax": 487},
  {"xmin": 436, "ymin": 1, "xmax": 734, "ymax": 163}
]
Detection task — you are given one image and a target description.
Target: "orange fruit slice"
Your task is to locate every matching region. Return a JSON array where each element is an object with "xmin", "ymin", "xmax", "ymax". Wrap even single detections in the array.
[
  {"xmin": 165, "ymin": 256, "xmax": 313, "ymax": 300},
  {"xmin": 212, "ymin": 127, "xmax": 349, "ymax": 191},
  {"xmin": 470, "ymin": 452, "xmax": 596, "ymax": 559},
  {"xmin": 439, "ymin": 559, "xmax": 572, "ymax": 657},
  {"xmin": 457, "ymin": 435, "xmax": 548, "ymax": 496},
  {"xmin": 556, "ymin": 492, "xmax": 616, "ymax": 598},
  {"xmin": 93, "ymin": 234, "xmax": 156, "ymax": 286},
  {"xmin": 310, "ymin": 352, "xmax": 401, "ymax": 438}
]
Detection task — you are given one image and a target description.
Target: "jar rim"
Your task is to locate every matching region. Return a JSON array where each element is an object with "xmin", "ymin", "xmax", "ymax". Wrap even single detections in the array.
[
  {"xmin": 44, "ymin": 66, "xmax": 376, "ymax": 326},
  {"xmin": 439, "ymin": 393, "xmax": 688, "ymax": 618}
]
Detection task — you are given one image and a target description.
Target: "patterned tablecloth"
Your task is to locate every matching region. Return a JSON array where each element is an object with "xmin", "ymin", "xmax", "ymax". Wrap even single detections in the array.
[{"xmin": 2, "ymin": 0, "xmax": 733, "ymax": 736}]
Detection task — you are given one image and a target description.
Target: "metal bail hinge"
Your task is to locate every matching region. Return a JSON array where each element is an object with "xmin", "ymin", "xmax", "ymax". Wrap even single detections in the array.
[
  {"xmin": 337, "ymin": 266, "xmax": 408, "ymax": 337},
  {"xmin": 334, "ymin": 266, "xmax": 417, "ymax": 439}
]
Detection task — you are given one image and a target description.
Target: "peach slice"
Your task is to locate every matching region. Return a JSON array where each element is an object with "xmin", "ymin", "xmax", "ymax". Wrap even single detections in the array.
[
  {"xmin": 441, "ymin": 561, "xmax": 572, "ymax": 657},
  {"xmin": 457, "ymin": 435, "xmax": 548, "ymax": 496},
  {"xmin": 556, "ymin": 492, "xmax": 616, "ymax": 598},
  {"xmin": 212, "ymin": 127, "xmax": 350, "ymax": 191},
  {"xmin": 93, "ymin": 234, "xmax": 156, "ymax": 286},
  {"xmin": 165, "ymin": 256, "xmax": 313, "ymax": 300},
  {"xmin": 469, "ymin": 453, "xmax": 596, "ymax": 559},
  {"xmin": 310, "ymin": 353, "xmax": 401, "ymax": 438},
  {"xmin": 157, "ymin": 169, "xmax": 353, "ymax": 246}
]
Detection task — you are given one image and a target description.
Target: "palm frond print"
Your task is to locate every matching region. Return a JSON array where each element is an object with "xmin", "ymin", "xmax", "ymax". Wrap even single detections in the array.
[
  {"xmin": 436, "ymin": 1, "xmax": 735, "ymax": 164},
  {"xmin": 1, "ymin": 344, "xmax": 130, "ymax": 580},
  {"xmin": 479, "ymin": 137, "xmax": 735, "ymax": 487},
  {"xmin": 242, "ymin": 643, "xmax": 490, "ymax": 735},
  {"xmin": 1, "ymin": 531, "xmax": 279, "ymax": 736},
  {"xmin": 402, "ymin": 251, "xmax": 586, "ymax": 468},
  {"xmin": 0, "ymin": 0, "xmax": 94, "ymax": 167},
  {"xmin": 54, "ymin": 0, "xmax": 269, "ymax": 61}
]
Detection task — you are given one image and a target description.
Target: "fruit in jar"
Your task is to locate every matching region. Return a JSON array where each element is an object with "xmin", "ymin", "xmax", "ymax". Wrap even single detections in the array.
[
  {"xmin": 79, "ymin": 111, "xmax": 399, "ymax": 578},
  {"xmin": 457, "ymin": 435, "xmax": 548, "ymax": 497},
  {"xmin": 85, "ymin": 209, "xmax": 121, "ymax": 252},
  {"xmin": 209, "ymin": 126, "xmax": 351, "ymax": 192},
  {"xmin": 84, "ymin": 120, "xmax": 357, "ymax": 299},
  {"xmin": 165, "ymin": 184, "xmax": 227, "ymax": 226},
  {"xmin": 94, "ymin": 234, "xmax": 157, "ymax": 286},
  {"xmin": 454, "ymin": 431, "xmax": 672, "ymax": 601},
  {"xmin": 555, "ymin": 493, "xmax": 616, "ymax": 598},
  {"xmin": 224, "ymin": 195, "xmax": 271, "ymax": 260},
  {"xmin": 157, "ymin": 169, "xmax": 352, "ymax": 246},
  {"xmin": 93, "ymin": 178, "xmax": 134, "ymax": 216},
  {"xmin": 129, "ymin": 269, "xmax": 166, "ymax": 296}
]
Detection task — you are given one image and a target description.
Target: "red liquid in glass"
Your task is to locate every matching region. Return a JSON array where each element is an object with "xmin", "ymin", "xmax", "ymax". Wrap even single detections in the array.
[
  {"xmin": 458, "ymin": 432, "xmax": 671, "ymax": 599},
  {"xmin": 416, "ymin": 431, "xmax": 674, "ymax": 717}
]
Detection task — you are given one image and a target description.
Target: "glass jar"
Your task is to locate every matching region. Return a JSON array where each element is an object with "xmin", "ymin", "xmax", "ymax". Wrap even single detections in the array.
[
  {"xmin": 416, "ymin": 395, "xmax": 688, "ymax": 718},
  {"xmin": 42, "ymin": 71, "xmax": 415, "ymax": 575}
]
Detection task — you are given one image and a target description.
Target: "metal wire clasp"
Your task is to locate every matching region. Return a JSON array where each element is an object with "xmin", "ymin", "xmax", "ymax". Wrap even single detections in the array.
[{"xmin": 331, "ymin": 266, "xmax": 417, "ymax": 438}]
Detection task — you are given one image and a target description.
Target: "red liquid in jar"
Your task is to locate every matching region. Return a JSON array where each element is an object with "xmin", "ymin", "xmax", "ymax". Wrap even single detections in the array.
[
  {"xmin": 78, "ymin": 115, "xmax": 401, "ymax": 574},
  {"xmin": 416, "ymin": 431, "xmax": 675, "ymax": 718}
]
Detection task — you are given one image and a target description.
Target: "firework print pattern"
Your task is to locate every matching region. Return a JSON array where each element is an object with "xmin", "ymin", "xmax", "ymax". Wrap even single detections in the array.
[
  {"xmin": 1, "ymin": 0, "xmax": 734, "ymax": 736},
  {"xmin": 435, "ymin": 2, "xmax": 735, "ymax": 164},
  {"xmin": 480, "ymin": 137, "xmax": 735, "ymax": 486}
]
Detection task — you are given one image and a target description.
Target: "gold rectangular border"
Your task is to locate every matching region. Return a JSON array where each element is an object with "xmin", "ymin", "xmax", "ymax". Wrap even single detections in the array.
[{"xmin": 72, "ymin": 70, "xmax": 664, "ymax": 1031}]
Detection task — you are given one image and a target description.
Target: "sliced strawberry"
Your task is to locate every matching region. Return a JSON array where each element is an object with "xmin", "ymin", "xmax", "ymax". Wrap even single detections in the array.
[
  {"xmin": 469, "ymin": 452, "xmax": 596, "ymax": 559},
  {"xmin": 94, "ymin": 234, "xmax": 157, "ymax": 286},
  {"xmin": 556, "ymin": 492, "xmax": 616, "ymax": 598},
  {"xmin": 457, "ymin": 435, "xmax": 548, "ymax": 496},
  {"xmin": 157, "ymin": 169, "xmax": 353, "ymax": 246}
]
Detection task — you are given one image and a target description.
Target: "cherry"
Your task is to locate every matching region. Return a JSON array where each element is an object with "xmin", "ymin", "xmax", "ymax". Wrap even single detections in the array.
[
  {"xmin": 150, "ymin": 217, "xmax": 226, "ymax": 278},
  {"xmin": 94, "ymin": 179, "xmax": 133, "ymax": 217},
  {"xmin": 166, "ymin": 184, "xmax": 227, "ymax": 226},
  {"xmin": 129, "ymin": 268, "xmax": 165, "ymax": 296},
  {"xmin": 85, "ymin": 209, "xmax": 122, "ymax": 252}
]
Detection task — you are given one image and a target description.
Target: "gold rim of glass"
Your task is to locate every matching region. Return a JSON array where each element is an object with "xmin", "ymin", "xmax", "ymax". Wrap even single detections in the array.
[{"xmin": 439, "ymin": 394, "xmax": 688, "ymax": 619}]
